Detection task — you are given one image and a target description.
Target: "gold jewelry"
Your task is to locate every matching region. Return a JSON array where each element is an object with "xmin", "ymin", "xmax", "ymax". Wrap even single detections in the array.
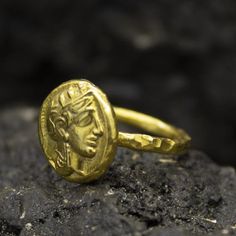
[{"xmin": 39, "ymin": 79, "xmax": 191, "ymax": 183}]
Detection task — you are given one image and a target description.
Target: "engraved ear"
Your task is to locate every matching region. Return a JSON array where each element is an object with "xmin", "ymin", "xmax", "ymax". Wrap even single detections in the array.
[
  {"xmin": 57, "ymin": 127, "xmax": 69, "ymax": 142},
  {"xmin": 55, "ymin": 118, "xmax": 69, "ymax": 142}
]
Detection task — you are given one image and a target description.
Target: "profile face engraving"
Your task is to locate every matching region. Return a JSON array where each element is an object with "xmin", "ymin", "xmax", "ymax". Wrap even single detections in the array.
[
  {"xmin": 66, "ymin": 105, "xmax": 104, "ymax": 158},
  {"xmin": 39, "ymin": 80, "xmax": 117, "ymax": 183},
  {"xmin": 48, "ymin": 85, "xmax": 104, "ymax": 163}
]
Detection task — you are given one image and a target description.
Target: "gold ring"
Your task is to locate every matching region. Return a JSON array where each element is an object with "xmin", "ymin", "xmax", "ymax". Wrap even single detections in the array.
[{"xmin": 39, "ymin": 79, "xmax": 191, "ymax": 183}]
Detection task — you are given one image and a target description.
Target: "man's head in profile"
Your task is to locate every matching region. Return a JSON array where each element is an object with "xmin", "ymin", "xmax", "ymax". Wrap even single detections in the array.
[{"xmin": 47, "ymin": 84, "xmax": 104, "ymax": 169}]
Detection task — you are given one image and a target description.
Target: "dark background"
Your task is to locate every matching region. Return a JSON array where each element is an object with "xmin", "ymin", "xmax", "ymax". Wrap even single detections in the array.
[{"xmin": 0, "ymin": 0, "xmax": 236, "ymax": 165}]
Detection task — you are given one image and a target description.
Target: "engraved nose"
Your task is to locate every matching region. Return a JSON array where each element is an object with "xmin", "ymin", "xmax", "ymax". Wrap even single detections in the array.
[{"xmin": 93, "ymin": 118, "xmax": 104, "ymax": 137}]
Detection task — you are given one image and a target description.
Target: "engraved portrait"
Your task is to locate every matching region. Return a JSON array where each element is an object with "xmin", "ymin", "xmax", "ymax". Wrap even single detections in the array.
[
  {"xmin": 39, "ymin": 80, "xmax": 118, "ymax": 182},
  {"xmin": 47, "ymin": 83, "xmax": 104, "ymax": 176}
]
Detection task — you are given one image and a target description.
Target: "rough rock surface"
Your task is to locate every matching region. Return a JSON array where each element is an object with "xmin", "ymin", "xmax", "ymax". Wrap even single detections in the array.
[{"xmin": 0, "ymin": 106, "xmax": 236, "ymax": 236}]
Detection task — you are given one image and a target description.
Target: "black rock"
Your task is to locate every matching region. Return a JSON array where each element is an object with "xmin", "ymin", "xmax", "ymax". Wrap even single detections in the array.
[{"xmin": 0, "ymin": 106, "xmax": 236, "ymax": 236}]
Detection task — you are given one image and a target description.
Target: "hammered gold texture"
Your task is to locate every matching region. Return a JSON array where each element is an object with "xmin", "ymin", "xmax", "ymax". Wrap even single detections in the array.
[
  {"xmin": 115, "ymin": 107, "xmax": 191, "ymax": 154},
  {"xmin": 39, "ymin": 79, "xmax": 191, "ymax": 183}
]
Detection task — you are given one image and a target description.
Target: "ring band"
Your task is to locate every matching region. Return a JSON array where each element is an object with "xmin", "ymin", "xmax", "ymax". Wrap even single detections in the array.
[
  {"xmin": 114, "ymin": 107, "xmax": 191, "ymax": 154},
  {"xmin": 39, "ymin": 79, "xmax": 191, "ymax": 183}
]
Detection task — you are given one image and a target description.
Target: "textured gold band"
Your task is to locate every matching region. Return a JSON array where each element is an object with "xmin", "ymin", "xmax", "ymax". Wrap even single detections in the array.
[{"xmin": 114, "ymin": 107, "xmax": 191, "ymax": 154}]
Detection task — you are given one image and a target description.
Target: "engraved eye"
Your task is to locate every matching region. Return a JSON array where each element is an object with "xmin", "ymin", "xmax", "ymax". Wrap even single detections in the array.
[{"xmin": 76, "ymin": 110, "xmax": 93, "ymax": 127}]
